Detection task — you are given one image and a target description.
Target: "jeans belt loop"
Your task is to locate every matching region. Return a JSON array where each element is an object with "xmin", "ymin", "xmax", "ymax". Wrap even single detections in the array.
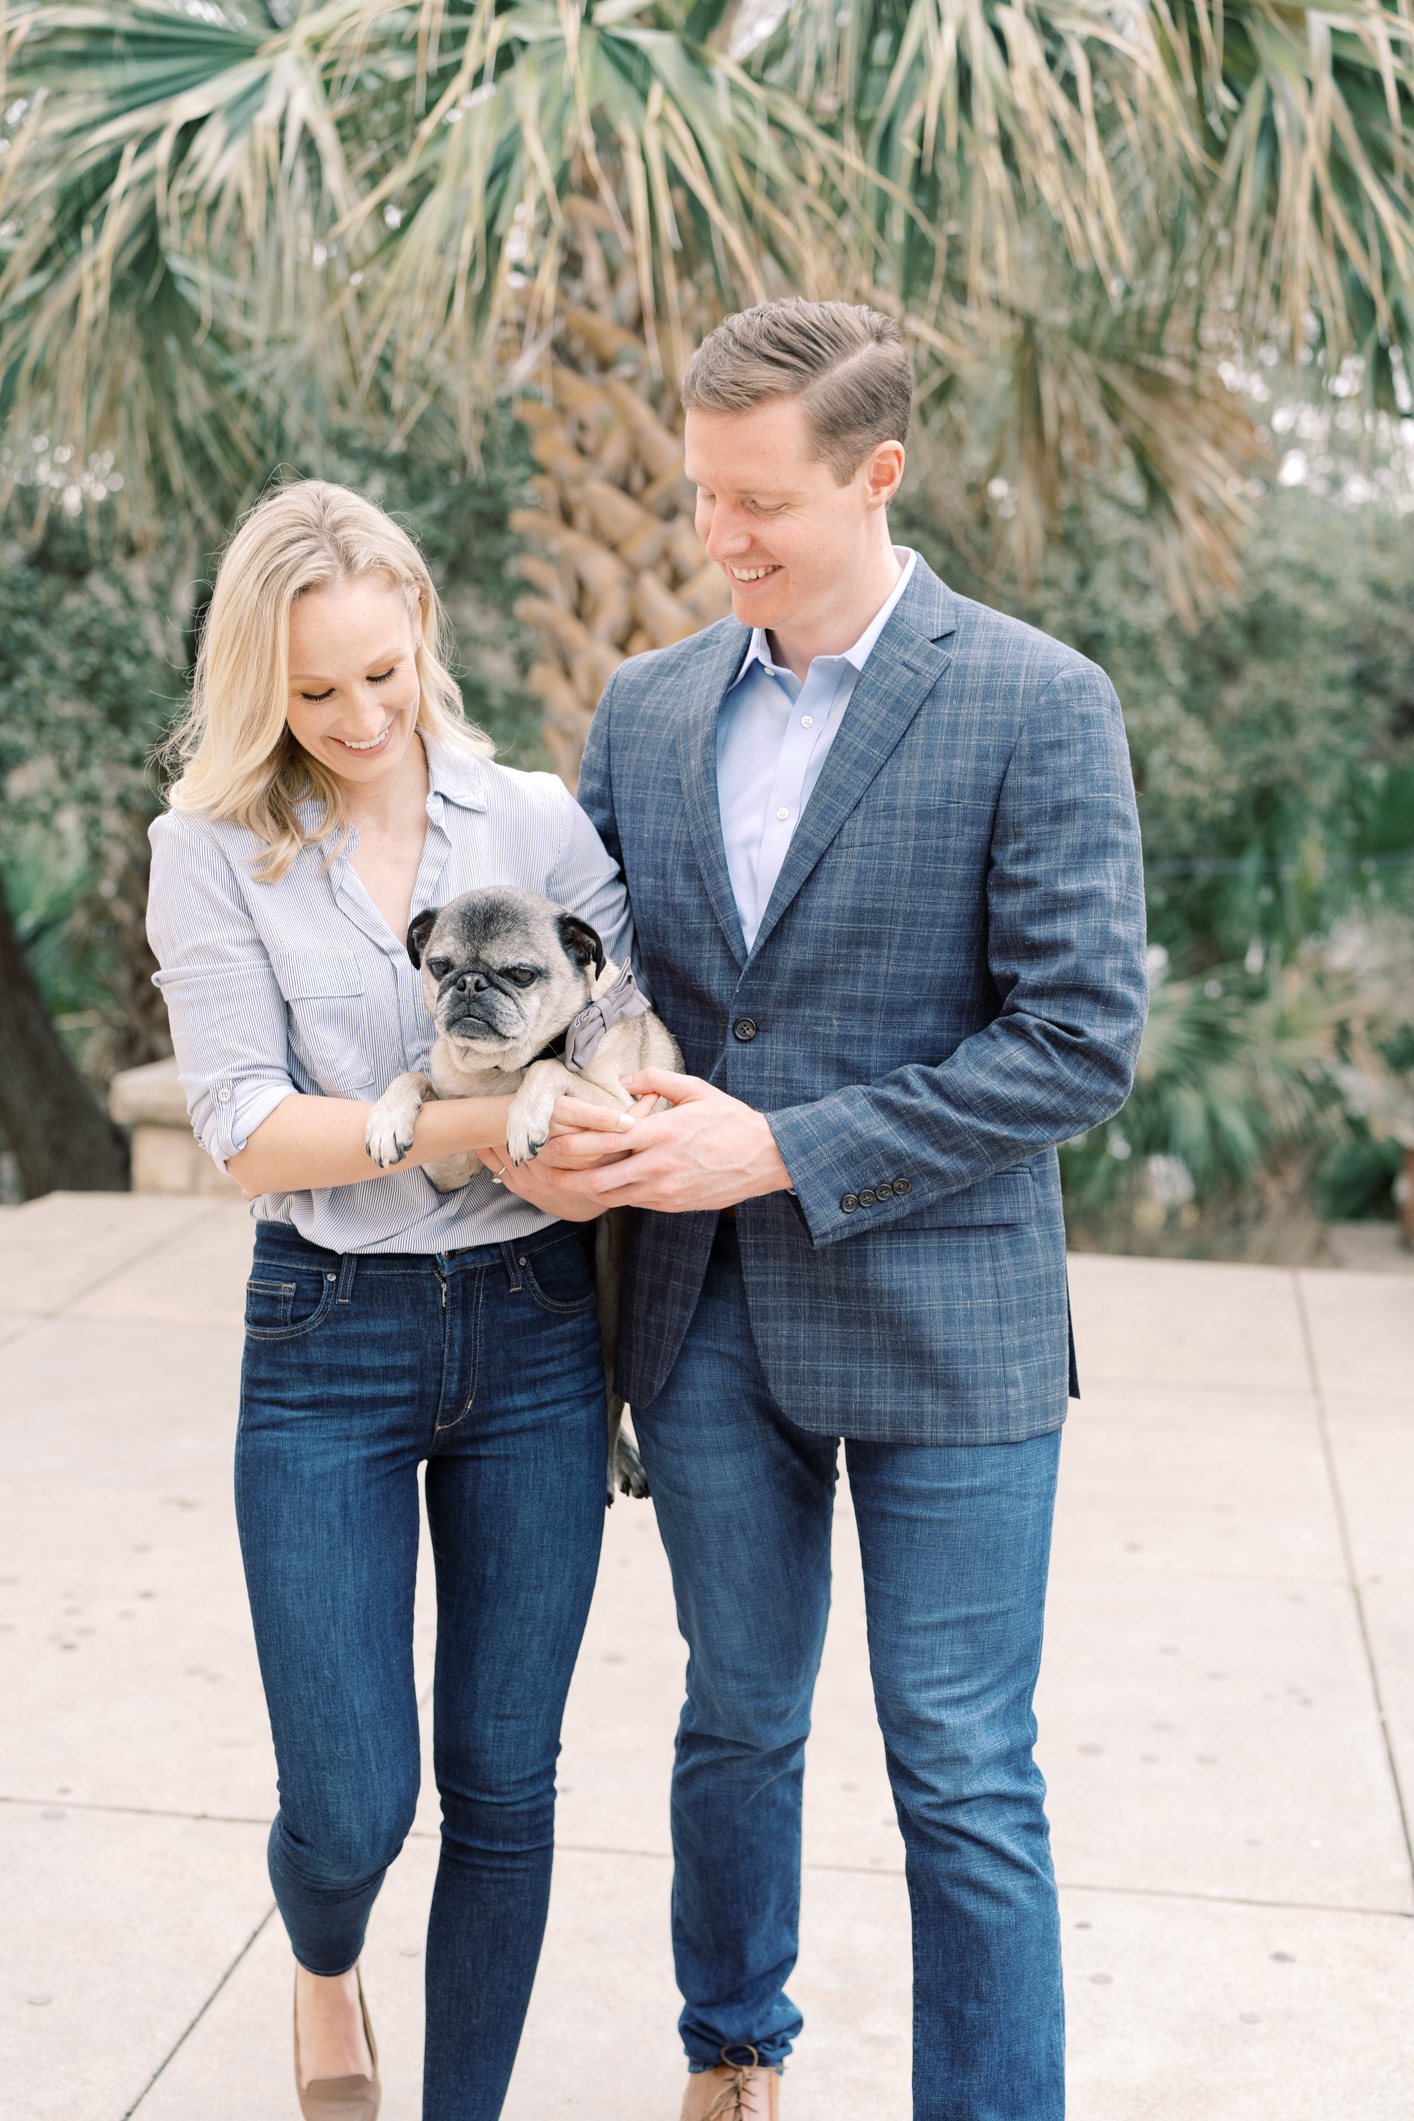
[
  {"xmin": 501, "ymin": 1241, "xmax": 524, "ymax": 1294},
  {"xmin": 336, "ymin": 1254, "xmax": 358, "ymax": 1305}
]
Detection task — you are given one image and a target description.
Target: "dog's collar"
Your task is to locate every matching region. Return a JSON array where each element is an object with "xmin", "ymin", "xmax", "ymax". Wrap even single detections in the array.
[{"xmin": 534, "ymin": 961, "xmax": 651, "ymax": 1074}]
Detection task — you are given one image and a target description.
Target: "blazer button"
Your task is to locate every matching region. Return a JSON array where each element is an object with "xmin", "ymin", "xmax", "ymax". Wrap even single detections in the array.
[
  {"xmin": 840, "ymin": 1194, "xmax": 859, "ymax": 1213},
  {"xmin": 858, "ymin": 1188, "xmax": 876, "ymax": 1206},
  {"xmin": 874, "ymin": 1181, "xmax": 894, "ymax": 1199},
  {"xmin": 733, "ymin": 1018, "xmax": 758, "ymax": 1042},
  {"xmin": 893, "ymin": 1177, "xmax": 911, "ymax": 1195}
]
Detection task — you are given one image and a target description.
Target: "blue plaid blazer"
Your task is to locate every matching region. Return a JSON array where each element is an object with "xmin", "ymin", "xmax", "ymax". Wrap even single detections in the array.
[{"xmin": 577, "ymin": 558, "xmax": 1147, "ymax": 1443}]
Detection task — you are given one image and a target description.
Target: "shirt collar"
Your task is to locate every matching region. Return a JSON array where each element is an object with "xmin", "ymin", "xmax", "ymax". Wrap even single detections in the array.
[
  {"xmin": 731, "ymin": 547, "xmax": 919, "ymax": 689},
  {"xmin": 422, "ymin": 732, "xmax": 489, "ymax": 813}
]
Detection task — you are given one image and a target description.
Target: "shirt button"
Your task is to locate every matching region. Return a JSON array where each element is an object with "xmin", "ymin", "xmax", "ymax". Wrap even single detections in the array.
[
  {"xmin": 733, "ymin": 1018, "xmax": 758, "ymax": 1042},
  {"xmin": 800, "ymin": 715, "xmax": 813, "ymax": 728},
  {"xmin": 217, "ymin": 1088, "xmax": 231, "ymax": 1105},
  {"xmin": 776, "ymin": 807, "xmax": 789, "ymax": 821},
  {"xmin": 840, "ymin": 1194, "xmax": 859, "ymax": 1213},
  {"xmin": 893, "ymin": 1177, "xmax": 911, "ymax": 1196},
  {"xmin": 858, "ymin": 1188, "xmax": 877, "ymax": 1207}
]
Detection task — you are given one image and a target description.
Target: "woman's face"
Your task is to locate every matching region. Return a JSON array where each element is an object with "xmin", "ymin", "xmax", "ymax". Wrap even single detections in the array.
[{"xmin": 285, "ymin": 577, "xmax": 423, "ymax": 791}]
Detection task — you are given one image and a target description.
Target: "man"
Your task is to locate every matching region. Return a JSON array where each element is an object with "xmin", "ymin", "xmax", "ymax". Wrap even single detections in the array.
[{"xmin": 538, "ymin": 299, "xmax": 1147, "ymax": 2119}]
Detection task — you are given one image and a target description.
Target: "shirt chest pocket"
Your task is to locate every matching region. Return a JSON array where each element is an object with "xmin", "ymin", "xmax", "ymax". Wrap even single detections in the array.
[{"xmin": 272, "ymin": 949, "xmax": 376, "ymax": 1095}]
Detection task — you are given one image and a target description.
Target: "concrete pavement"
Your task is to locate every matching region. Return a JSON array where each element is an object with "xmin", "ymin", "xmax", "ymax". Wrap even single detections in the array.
[{"xmin": 0, "ymin": 1192, "xmax": 1410, "ymax": 2118}]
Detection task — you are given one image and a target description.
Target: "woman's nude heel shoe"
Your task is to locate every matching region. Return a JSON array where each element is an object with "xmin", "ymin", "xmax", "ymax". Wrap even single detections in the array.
[{"xmin": 293, "ymin": 1966, "xmax": 381, "ymax": 2120}]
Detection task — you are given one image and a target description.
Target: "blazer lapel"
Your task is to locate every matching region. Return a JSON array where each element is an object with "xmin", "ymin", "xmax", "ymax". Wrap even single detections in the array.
[
  {"xmin": 748, "ymin": 561, "xmax": 960, "ymax": 960},
  {"xmin": 676, "ymin": 618, "xmax": 754, "ymax": 968}
]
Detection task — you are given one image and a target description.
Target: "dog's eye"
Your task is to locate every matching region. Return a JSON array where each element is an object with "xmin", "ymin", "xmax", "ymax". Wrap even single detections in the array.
[
  {"xmin": 425, "ymin": 956, "xmax": 452, "ymax": 979},
  {"xmin": 503, "ymin": 966, "xmax": 539, "ymax": 988}
]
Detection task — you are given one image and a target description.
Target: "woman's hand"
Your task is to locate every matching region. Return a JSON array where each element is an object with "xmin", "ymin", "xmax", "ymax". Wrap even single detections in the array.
[{"xmin": 488, "ymin": 1150, "xmax": 606, "ymax": 1221}]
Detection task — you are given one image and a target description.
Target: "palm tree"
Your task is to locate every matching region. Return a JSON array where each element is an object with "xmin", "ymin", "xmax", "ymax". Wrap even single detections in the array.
[{"xmin": 3, "ymin": 0, "xmax": 1413, "ymax": 784}]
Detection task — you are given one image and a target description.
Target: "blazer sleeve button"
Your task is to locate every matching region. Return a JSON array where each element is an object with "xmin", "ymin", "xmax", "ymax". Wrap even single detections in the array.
[
  {"xmin": 732, "ymin": 1018, "xmax": 758, "ymax": 1042},
  {"xmin": 858, "ymin": 1188, "xmax": 877, "ymax": 1206},
  {"xmin": 893, "ymin": 1177, "xmax": 911, "ymax": 1195},
  {"xmin": 840, "ymin": 1194, "xmax": 859, "ymax": 1213},
  {"xmin": 874, "ymin": 1181, "xmax": 894, "ymax": 1199}
]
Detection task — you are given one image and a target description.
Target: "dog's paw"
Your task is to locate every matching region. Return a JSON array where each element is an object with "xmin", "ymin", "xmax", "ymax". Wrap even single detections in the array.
[
  {"xmin": 365, "ymin": 1074, "xmax": 432, "ymax": 1168},
  {"xmin": 506, "ymin": 1088, "xmax": 557, "ymax": 1167},
  {"xmin": 612, "ymin": 1430, "xmax": 651, "ymax": 1501},
  {"xmin": 505, "ymin": 1112, "xmax": 552, "ymax": 1168},
  {"xmin": 506, "ymin": 1061, "xmax": 570, "ymax": 1168}
]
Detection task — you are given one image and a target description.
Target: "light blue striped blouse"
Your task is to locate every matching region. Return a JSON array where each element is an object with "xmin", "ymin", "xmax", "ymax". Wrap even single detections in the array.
[{"xmin": 146, "ymin": 736, "xmax": 635, "ymax": 1254}]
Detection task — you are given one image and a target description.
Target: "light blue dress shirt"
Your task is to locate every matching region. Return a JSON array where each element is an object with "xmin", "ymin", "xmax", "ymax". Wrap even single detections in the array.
[
  {"xmin": 146, "ymin": 736, "xmax": 634, "ymax": 1254},
  {"xmin": 715, "ymin": 548, "xmax": 918, "ymax": 951}
]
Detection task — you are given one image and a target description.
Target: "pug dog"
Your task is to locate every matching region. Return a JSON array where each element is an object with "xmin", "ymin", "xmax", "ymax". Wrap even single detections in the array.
[{"xmin": 364, "ymin": 886, "xmax": 682, "ymax": 1502}]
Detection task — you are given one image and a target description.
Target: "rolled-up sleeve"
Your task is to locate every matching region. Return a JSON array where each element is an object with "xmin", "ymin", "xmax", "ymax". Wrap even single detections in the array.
[{"xmin": 146, "ymin": 814, "xmax": 299, "ymax": 1172}]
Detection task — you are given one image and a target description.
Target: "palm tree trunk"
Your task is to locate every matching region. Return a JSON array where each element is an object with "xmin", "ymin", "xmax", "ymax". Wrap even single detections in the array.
[
  {"xmin": 511, "ymin": 262, "xmax": 732, "ymax": 792},
  {"xmin": 0, "ymin": 872, "xmax": 129, "ymax": 1196}
]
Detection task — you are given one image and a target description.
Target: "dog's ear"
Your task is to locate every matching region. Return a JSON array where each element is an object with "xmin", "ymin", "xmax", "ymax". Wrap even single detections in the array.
[
  {"xmin": 406, "ymin": 908, "xmax": 440, "ymax": 969},
  {"xmin": 558, "ymin": 911, "xmax": 605, "ymax": 978}
]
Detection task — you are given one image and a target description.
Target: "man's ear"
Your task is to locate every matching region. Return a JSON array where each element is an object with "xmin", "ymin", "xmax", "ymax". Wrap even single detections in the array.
[
  {"xmin": 558, "ymin": 912, "xmax": 606, "ymax": 978},
  {"xmin": 407, "ymin": 908, "xmax": 440, "ymax": 969}
]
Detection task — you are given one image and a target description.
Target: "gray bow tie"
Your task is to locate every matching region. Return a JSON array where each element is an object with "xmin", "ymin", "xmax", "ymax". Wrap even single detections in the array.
[{"xmin": 562, "ymin": 961, "xmax": 652, "ymax": 1074}]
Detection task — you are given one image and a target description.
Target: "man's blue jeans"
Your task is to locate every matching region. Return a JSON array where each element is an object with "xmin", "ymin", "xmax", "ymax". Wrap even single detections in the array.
[
  {"xmin": 632, "ymin": 1219, "xmax": 1065, "ymax": 2119},
  {"xmin": 235, "ymin": 1219, "xmax": 607, "ymax": 2121}
]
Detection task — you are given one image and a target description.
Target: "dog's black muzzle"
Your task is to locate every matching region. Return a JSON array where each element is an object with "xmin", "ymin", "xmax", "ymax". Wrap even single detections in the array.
[{"xmin": 439, "ymin": 968, "xmax": 525, "ymax": 1040}]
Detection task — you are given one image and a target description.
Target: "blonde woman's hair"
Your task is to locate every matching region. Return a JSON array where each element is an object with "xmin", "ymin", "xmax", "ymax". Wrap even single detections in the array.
[{"xmin": 164, "ymin": 479, "xmax": 493, "ymax": 881}]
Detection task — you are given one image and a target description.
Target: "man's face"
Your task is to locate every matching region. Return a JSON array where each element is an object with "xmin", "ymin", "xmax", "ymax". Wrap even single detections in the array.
[{"xmin": 684, "ymin": 395, "xmax": 902, "ymax": 638}]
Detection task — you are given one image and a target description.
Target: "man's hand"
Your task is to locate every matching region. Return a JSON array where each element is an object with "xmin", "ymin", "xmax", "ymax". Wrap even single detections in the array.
[
  {"xmin": 541, "ymin": 1090, "xmax": 659, "ymax": 1164},
  {"xmin": 490, "ymin": 1089, "xmax": 652, "ymax": 1215},
  {"xmin": 536, "ymin": 1069, "xmax": 794, "ymax": 1214}
]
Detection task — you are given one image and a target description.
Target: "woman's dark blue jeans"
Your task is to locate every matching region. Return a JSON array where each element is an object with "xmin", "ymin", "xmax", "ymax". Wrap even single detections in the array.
[{"xmin": 235, "ymin": 1218, "xmax": 607, "ymax": 2121}]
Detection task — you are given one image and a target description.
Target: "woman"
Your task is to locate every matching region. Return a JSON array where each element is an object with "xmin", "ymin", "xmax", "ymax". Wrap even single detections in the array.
[{"xmin": 147, "ymin": 480, "xmax": 634, "ymax": 2119}]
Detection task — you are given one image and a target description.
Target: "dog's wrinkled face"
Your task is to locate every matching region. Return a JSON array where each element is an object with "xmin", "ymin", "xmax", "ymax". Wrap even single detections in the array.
[{"xmin": 407, "ymin": 887, "xmax": 605, "ymax": 1067}]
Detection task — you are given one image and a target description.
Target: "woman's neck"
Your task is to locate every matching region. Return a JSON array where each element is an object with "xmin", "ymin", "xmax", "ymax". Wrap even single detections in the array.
[
  {"xmin": 336, "ymin": 731, "xmax": 430, "ymax": 843},
  {"xmin": 336, "ymin": 733, "xmax": 432, "ymax": 944}
]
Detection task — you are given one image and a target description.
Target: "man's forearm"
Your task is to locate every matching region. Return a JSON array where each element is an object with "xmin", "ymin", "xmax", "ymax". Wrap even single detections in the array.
[
  {"xmin": 228, "ymin": 1091, "xmax": 515, "ymax": 1200},
  {"xmin": 768, "ymin": 1009, "xmax": 1141, "ymax": 1245}
]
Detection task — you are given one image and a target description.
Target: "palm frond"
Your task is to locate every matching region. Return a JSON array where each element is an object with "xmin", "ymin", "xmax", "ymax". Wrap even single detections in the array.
[
  {"xmin": 3, "ymin": 0, "xmax": 1414, "ymax": 604},
  {"xmin": 1191, "ymin": 0, "xmax": 1414, "ymax": 385},
  {"xmin": 1062, "ymin": 952, "xmax": 1351, "ymax": 1208},
  {"xmin": 0, "ymin": 0, "xmax": 371, "ymax": 536}
]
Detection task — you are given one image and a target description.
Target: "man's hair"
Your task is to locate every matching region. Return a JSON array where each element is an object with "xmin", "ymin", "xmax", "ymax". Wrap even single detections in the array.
[{"xmin": 681, "ymin": 299, "xmax": 912, "ymax": 484}]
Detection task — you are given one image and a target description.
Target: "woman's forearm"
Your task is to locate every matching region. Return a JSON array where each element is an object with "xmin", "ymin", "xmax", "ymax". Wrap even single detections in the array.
[{"xmin": 227, "ymin": 1091, "xmax": 515, "ymax": 1201}]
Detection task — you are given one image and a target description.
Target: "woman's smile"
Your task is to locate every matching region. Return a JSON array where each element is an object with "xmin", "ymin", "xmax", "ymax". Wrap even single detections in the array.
[{"xmin": 331, "ymin": 723, "xmax": 394, "ymax": 755}]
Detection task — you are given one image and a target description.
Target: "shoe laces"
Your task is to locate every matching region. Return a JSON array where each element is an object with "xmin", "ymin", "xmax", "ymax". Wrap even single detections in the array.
[{"xmin": 701, "ymin": 2047, "xmax": 763, "ymax": 2121}]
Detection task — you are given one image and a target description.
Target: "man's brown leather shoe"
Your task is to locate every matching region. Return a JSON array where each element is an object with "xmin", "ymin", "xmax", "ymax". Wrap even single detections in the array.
[{"xmin": 680, "ymin": 2048, "xmax": 780, "ymax": 2120}]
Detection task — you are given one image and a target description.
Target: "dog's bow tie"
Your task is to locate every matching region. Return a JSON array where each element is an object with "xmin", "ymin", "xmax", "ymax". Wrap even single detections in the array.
[{"xmin": 561, "ymin": 961, "xmax": 652, "ymax": 1074}]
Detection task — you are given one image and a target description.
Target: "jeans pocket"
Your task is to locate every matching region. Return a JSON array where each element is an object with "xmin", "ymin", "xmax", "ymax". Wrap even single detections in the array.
[
  {"xmin": 519, "ymin": 1232, "xmax": 597, "ymax": 1317},
  {"xmin": 244, "ymin": 1267, "xmax": 338, "ymax": 1340}
]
